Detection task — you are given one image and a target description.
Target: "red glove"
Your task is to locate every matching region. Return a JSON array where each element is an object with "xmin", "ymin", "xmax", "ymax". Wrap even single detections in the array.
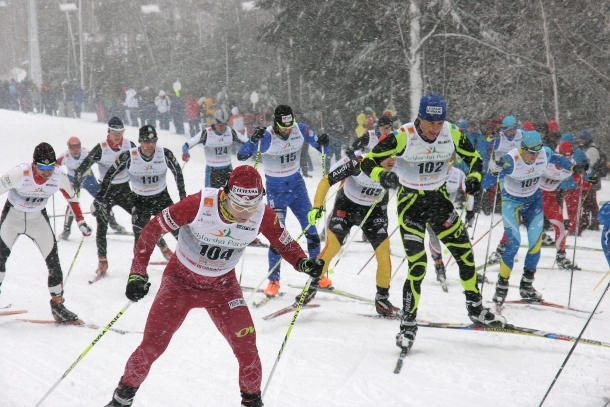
[{"xmin": 182, "ymin": 153, "xmax": 190, "ymax": 162}]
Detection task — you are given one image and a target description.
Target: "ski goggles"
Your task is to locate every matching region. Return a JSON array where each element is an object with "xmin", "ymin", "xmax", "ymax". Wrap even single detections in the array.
[
  {"xmin": 275, "ymin": 119, "xmax": 295, "ymax": 130},
  {"xmin": 228, "ymin": 199, "xmax": 261, "ymax": 213},
  {"xmin": 227, "ymin": 190, "xmax": 263, "ymax": 213},
  {"xmin": 36, "ymin": 162, "xmax": 56, "ymax": 171},
  {"xmin": 521, "ymin": 142, "xmax": 543, "ymax": 153}
]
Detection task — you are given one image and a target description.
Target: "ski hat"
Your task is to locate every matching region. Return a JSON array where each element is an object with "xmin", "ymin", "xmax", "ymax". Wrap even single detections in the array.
[
  {"xmin": 225, "ymin": 165, "xmax": 264, "ymax": 208},
  {"xmin": 67, "ymin": 136, "xmax": 81, "ymax": 146},
  {"xmin": 274, "ymin": 105, "xmax": 294, "ymax": 128},
  {"xmin": 558, "ymin": 141, "xmax": 574, "ymax": 156},
  {"xmin": 159, "ymin": 90, "xmax": 166, "ymax": 96},
  {"xmin": 501, "ymin": 116, "xmax": 517, "ymax": 130},
  {"xmin": 418, "ymin": 94, "xmax": 447, "ymax": 122},
  {"xmin": 33, "ymin": 142, "xmax": 56, "ymax": 164},
  {"xmin": 108, "ymin": 116, "xmax": 125, "ymax": 132},
  {"xmin": 560, "ymin": 133, "xmax": 575, "ymax": 145},
  {"xmin": 522, "ymin": 121, "xmax": 536, "ymax": 131},
  {"xmin": 231, "ymin": 106, "xmax": 239, "ymax": 115},
  {"xmin": 547, "ymin": 119, "xmax": 560, "ymax": 134},
  {"xmin": 365, "ymin": 106, "xmax": 374, "ymax": 114},
  {"xmin": 520, "ymin": 130, "xmax": 543, "ymax": 151},
  {"xmin": 578, "ymin": 129, "xmax": 592, "ymax": 142},
  {"xmin": 377, "ymin": 115, "xmax": 393, "ymax": 128},
  {"xmin": 458, "ymin": 120, "xmax": 468, "ymax": 131},
  {"xmin": 214, "ymin": 110, "xmax": 229, "ymax": 124},
  {"xmin": 139, "ymin": 125, "xmax": 158, "ymax": 142}
]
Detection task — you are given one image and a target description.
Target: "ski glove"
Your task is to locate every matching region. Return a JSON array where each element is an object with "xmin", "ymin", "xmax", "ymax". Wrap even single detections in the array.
[
  {"xmin": 572, "ymin": 162, "xmax": 589, "ymax": 173},
  {"xmin": 308, "ymin": 207, "xmax": 324, "ymax": 225},
  {"xmin": 317, "ymin": 133, "xmax": 330, "ymax": 147},
  {"xmin": 251, "ymin": 127, "xmax": 266, "ymax": 143},
  {"xmin": 297, "ymin": 258, "xmax": 325, "ymax": 278},
  {"xmin": 589, "ymin": 174, "xmax": 599, "ymax": 185},
  {"xmin": 465, "ymin": 177, "xmax": 481, "ymax": 195},
  {"xmin": 181, "ymin": 144, "xmax": 190, "ymax": 162},
  {"xmin": 182, "ymin": 152, "xmax": 190, "ymax": 162},
  {"xmin": 77, "ymin": 220, "xmax": 92, "ymax": 237},
  {"xmin": 126, "ymin": 274, "xmax": 151, "ymax": 302},
  {"xmin": 379, "ymin": 171, "xmax": 399, "ymax": 189}
]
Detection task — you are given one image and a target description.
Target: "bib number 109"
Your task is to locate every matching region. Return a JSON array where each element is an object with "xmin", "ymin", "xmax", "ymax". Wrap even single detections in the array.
[{"xmin": 417, "ymin": 162, "xmax": 443, "ymax": 174}]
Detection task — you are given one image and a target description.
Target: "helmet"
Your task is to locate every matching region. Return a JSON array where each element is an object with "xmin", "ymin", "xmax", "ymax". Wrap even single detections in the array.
[
  {"xmin": 501, "ymin": 116, "xmax": 517, "ymax": 129},
  {"xmin": 67, "ymin": 136, "xmax": 81, "ymax": 146},
  {"xmin": 108, "ymin": 117, "xmax": 125, "ymax": 132},
  {"xmin": 33, "ymin": 142, "xmax": 56, "ymax": 164},
  {"xmin": 214, "ymin": 110, "xmax": 229, "ymax": 124},
  {"xmin": 418, "ymin": 94, "xmax": 447, "ymax": 122},
  {"xmin": 520, "ymin": 130, "xmax": 543, "ymax": 151},
  {"xmin": 139, "ymin": 125, "xmax": 158, "ymax": 142},
  {"xmin": 522, "ymin": 121, "xmax": 536, "ymax": 131},
  {"xmin": 225, "ymin": 165, "xmax": 264, "ymax": 208},
  {"xmin": 558, "ymin": 141, "xmax": 574, "ymax": 156},
  {"xmin": 376, "ymin": 115, "xmax": 393, "ymax": 128},
  {"xmin": 274, "ymin": 105, "xmax": 294, "ymax": 128}
]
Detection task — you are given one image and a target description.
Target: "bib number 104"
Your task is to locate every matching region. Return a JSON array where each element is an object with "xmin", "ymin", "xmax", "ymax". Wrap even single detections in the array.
[
  {"xmin": 417, "ymin": 162, "xmax": 443, "ymax": 174},
  {"xmin": 199, "ymin": 245, "xmax": 235, "ymax": 261}
]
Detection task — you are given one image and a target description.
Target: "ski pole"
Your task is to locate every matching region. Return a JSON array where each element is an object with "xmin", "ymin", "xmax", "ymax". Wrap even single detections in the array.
[
  {"xmin": 479, "ymin": 173, "xmax": 501, "ymax": 295},
  {"xmin": 62, "ymin": 237, "xmax": 85, "ymax": 286},
  {"xmin": 329, "ymin": 189, "xmax": 389, "ymax": 273},
  {"xmin": 538, "ymin": 281, "xmax": 610, "ymax": 407},
  {"xmin": 470, "ymin": 188, "xmax": 486, "ymax": 240},
  {"xmin": 568, "ymin": 178, "xmax": 585, "ymax": 308},
  {"xmin": 262, "ymin": 277, "xmax": 313, "ymax": 400},
  {"xmin": 34, "ymin": 301, "xmax": 133, "ymax": 407},
  {"xmin": 244, "ymin": 225, "xmax": 312, "ymax": 303},
  {"xmin": 357, "ymin": 226, "xmax": 399, "ymax": 275},
  {"xmin": 181, "ymin": 160, "xmax": 188, "ymax": 170},
  {"xmin": 594, "ymin": 269, "xmax": 610, "ymax": 290},
  {"xmin": 254, "ymin": 140, "xmax": 262, "ymax": 169}
]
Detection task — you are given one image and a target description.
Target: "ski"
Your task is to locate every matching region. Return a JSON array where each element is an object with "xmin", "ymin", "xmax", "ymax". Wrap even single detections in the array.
[
  {"xmin": 416, "ymin": 320, "xmax": 610, "ymax": 349},
  {"xmin": 241, "ymin": 286, "xmax": 286, "ymax": 296},
  {"xmin": 537, "ymin": 266, "xmax": 603, "ymax": 274},
  {"xmin": 501, "ymin": 299, "xmax": 601, "ymax": 314},
  {"xmin": 358, "ymin": 313, "xmax": 401, "ymax": 321},
  {"xmin": 251, "ymin": 292, "xmax": 287, "ymax": 308},
  {"xmin": 262, "ymin": 304, "xmax": 320, "ymax": 321},
  {"xmin": 439, "ymin": 278, "xmax": 448, "ymax": 293},
  {"xmin": 16, "ymin": 318, "xmax": 136, "ymax": 335},
  {"xmin": 521, "ymin": 244, "xmax": 604, "ymax": 253},
  {"xmin": 288, "ymin": 284, "xmax": 374, "ymax": 304},
  {"xmin": 394, "ymin": 348, "xmax": 409, "ymax": 374},
  {"xmin": 0, "ymin": 309, "xmax": 27, "ymax": 316},
  {"xmin": 108, "ymin": 231, "xmax": 134, "ymax": 236},
  {"xmin": 1, "ymin": 303, "xmax": 12, "ymax": 309}
]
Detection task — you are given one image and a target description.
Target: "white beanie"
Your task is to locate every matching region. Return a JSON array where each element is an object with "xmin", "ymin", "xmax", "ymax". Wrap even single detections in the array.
[
  {"xmin": 159, "ymin": 90, "xmax": 166, "ymax": 96},
  {"xmin": 231, "ymin": 106, "xmax": 239, "ymax": 115}
]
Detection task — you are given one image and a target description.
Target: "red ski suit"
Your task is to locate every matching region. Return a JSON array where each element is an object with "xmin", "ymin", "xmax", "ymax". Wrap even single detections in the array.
[{"xmin": 120, "ymin": 190, "xmax": 307, "ymax": 394}]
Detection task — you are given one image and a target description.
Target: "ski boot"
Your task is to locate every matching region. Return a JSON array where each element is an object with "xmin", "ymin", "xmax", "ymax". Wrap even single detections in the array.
[
  {"xmin": 375, "ymin": 286, "xmax": 400, "ymax": 316},
  {"xmin": 263, "ymin": 280, "xmax": 280, "ymax": 297},
  {"xmin": 487, "ymin": 241, "xmax": 506, "ymax": 265},
  {"xmin": 396, "ymin": 312, "xmax": 418, "ymax": 350},
  {"xmin": 465, "ymin": 210, "xmax": 475, "ymax": 228},
  {"xmin": 492, "ymin": 276, "xmax": 510, "ymax": 307},
  {"xmin": 105, "ymin": 378, "xmax": 139, "ymax": 407},
  {"xmin": 465, "ymin": 291, "xmax": 506, "ymax": 327},
  {"xmin": 541, "ymin": 232, "xmax": 555, "ymax": 247},
  {"xmin": 476, "ymin": 272, "xmax": 489, "ymax": 285},
  {"xmin": 50, "ymin": 295, "xmax": 79, "ymax": 323},
  {"xmin": 93, "ymin": 256, "xmax": 108, "ymax": 281},
  {"xmin": 434, "ymin": 258, "xmax": 447, "ymax": 283},
  {"xmin": 318, "ymin": 275, "xmax": 333, "ymax": 289},
  {"xmin": 241, "ymin": 391, "xmax": 264, "ymax": 407},
  {"xmin": 295, "ymin": 279, "xmax": 319, "ymax": 305},
  {"xmin": 519, "ymin": 270, "xmax": 543, "ymax": 303},
  {"xmin": 556, "ymin": 250, "xmax": 580, "ymax": 270}
]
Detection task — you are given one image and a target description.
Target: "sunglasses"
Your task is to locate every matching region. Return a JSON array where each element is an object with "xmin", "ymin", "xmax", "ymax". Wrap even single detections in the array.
[
  {"xmin": 228, "ymin": 198, "xmax": 260, "ymax": 213},
  {"xmin": 36, "ymin": 162, "xmax": 56, "ymax": 171}
]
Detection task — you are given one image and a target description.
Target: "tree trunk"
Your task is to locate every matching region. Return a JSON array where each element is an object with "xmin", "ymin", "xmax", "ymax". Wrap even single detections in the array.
[{"xmin": 409, "ymin": 0, "xmax": 423, "ymax": 121}]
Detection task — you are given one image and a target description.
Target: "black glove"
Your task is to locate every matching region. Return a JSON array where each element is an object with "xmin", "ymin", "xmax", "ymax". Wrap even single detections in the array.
[
  {"xmin": 297, "ymin": 258, "xmax": 325, "ymax": 278},
  {"xmin": 126, "ymin": 274, "xmax": 151, "ymax": 302},
  {"xmin": 379, "ymin": 171, "xmax": 399, "ymax": 189},
  {"xmin": 317, "ymin": 133, "xmax": 330, "ymax": 147},
  {"xmin": 588, "ymin": 174, "xmax": 599, "ymax": 185},
  {"xmin": 251, "ymin": 127, "xmax": 266, "ymax": 143},
  {"xmin": 465, "ymin": 177, "xmax": 481, "ymax": 195},
  {"xmin": 573, "ymin": 161, "xmax": 590, "ymax": 173}
]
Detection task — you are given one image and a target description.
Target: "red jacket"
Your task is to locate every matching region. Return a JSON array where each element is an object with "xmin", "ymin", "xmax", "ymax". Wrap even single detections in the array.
[{"xmin": 186, "ymin": 99, "xmax": 200, "ymax": 121}]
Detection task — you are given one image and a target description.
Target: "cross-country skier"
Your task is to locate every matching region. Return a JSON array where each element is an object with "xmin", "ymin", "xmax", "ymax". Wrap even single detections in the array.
[
  {"xmin": 361, "ymin": 94, "xmax": 506, "ymax": 353},
  {"xmin": 94, "ymin": 125, "xmax": 186, "ymax": 279},
  {"xmin": 73, "ymin": 117, "xmax": 137, "ymax": 279},
  {"xmin": 56, "ymin": 136, "xmax": 125, "ymax": 240},
  {"xmin": 236, "ymin": 105, "xmax": 330, "ymax": 296},
  {"xmin": 103, "ymin": 165, "xmax": 323, "ymax": 407},
  {"xmin": 481, "ymin": 130, "xmax": 580, "ymax": 307},
  {"xmin": 0, "ymin": 143, "xmax": 92, "ymax": 323},
  {"xmin": 181, "ymin": 109, "xmax": 248, "ymax": 188}
]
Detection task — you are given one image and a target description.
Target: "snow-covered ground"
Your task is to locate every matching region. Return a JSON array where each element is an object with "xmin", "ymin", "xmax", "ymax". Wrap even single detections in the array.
[{"xmin": 0, "ymin": 110, "xmax": 609, "ymax": 407}]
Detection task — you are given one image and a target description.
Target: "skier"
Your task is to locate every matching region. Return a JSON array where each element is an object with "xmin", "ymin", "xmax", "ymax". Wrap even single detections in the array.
[
  {"xmin": 94, "ymin": 125, "xmax": 186, "ymax": 272},
  {"xmin": 73, "ymin": 117, "xmax": 136, "ymax": 280},
  {"xmin": 236, "ymin": 105, "xmax": 330, "ymax": 296},
  {"xmin": 181, "ymin": 109, "xmax": 248, "ymax": 188},
  {"xmin": 56, "ymin": 136, "xmax": 125, "ymax": 240},
  {"xmin": 345, "ymin": 114, "xmax": 394, "ymax": 158},
  {"xmin": 361, "ymin": 94, "xmax": 506, "ymax": 353},
  {"xmin": 302, "ymin": 149, "xmax": 399, "ymax": 315},
  {"xmin": 104, "ymin": 165, "xmax": 323, "ymax": 407},
  {"xmin": 0, "ymin": 143, "xmax": 92, "ymax": 323},
  {"xmin": 482, "ymin": 130, "xmax": 580, "ymax": 307}
]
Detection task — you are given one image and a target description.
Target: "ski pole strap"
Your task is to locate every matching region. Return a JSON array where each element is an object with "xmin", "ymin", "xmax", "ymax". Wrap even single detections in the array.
[
  {"xmin": 262, "ymin": 277, "xmax": 313, "ymax": 399},
  {"xmin": 34, "ymin": 301, "xmax": 133, "ymax": 407}
]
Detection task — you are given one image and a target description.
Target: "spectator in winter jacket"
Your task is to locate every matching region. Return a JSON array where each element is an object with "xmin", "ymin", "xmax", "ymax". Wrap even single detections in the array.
[
  {"xmin": 73, "ymin": 86, "xmax": 85, "ymax": 119},
  {"xmin": 124, "ymin": 88, "xmax": 139, "ymax": 127},
  {"xmin": 171, "ymin": 94, "xmax": 185, "ymax": 135},
  {"xmin": 155, "ymin": 91, "xmax": 171, "ymax": 131},
  {"xmin": 229, "ymin": 107, "xmax": 246, "ymax": 138},
  {"xmin": 139, "ymin": 87, "xmax": 157, "ymax": 126},
  {"xmin": 364, "ymin": 106, "xmax": 376, "ymax": 131},
  {"xmin": 186, "ymin": 93, "xmax": 201, "ymax": 137},
  {"xmin": 355, "ymin": 112, "xmax": 367, "ymax": 140},
  {"xmin": 577, "ymin": 130, "xmax": 602, "ymax": 230},
  {"xmin": 324, "ymin": 109, "xmax": 346, "ymax": 171}
]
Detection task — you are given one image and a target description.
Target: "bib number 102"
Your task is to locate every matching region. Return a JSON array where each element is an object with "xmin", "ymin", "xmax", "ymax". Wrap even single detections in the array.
[{"xmin": 417, "ymin": 162, "xmax": 443, "ymax": 174}]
